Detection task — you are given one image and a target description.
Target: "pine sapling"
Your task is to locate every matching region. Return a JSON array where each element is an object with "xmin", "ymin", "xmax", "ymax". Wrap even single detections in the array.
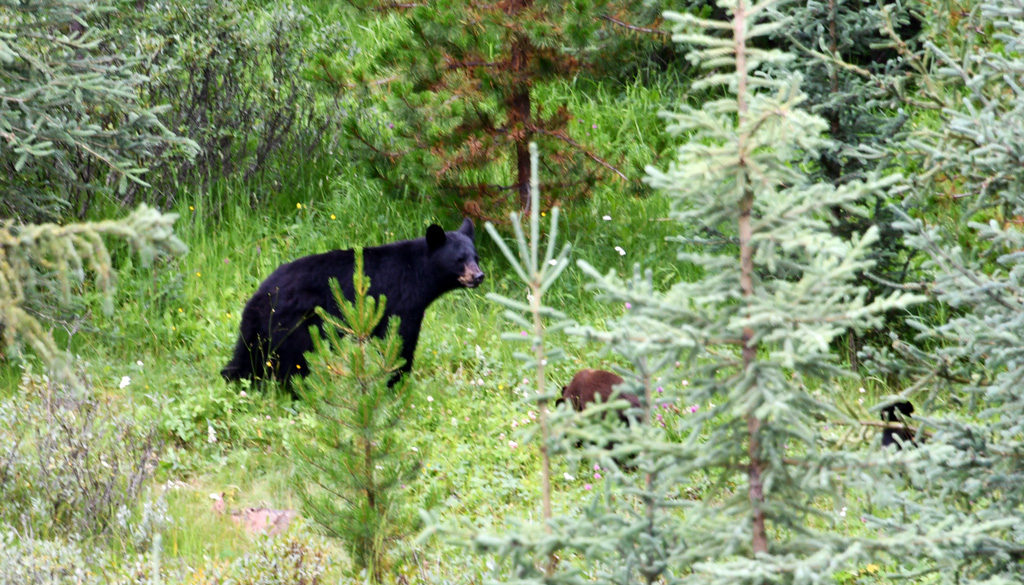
[
  {"xmin": 292, "ymin": 249, "xmax": 420, "ymax": 583},
  {"xmin": 483, "ymin": 142, "xmax": 573, "ymax": 577}
]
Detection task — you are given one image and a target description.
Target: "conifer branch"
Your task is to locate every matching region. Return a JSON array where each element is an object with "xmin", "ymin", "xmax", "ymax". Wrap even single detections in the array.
[
  {"xmin": 531, "ymin": 128, "xmax": 628, "ymax": 182},
  {"xmin": 599, "ymin": 14, "xmax": 671, "ymax": 37},
  {"xmin": 0, "ymin": 205, "xmax": 185, "ymax": 387}
]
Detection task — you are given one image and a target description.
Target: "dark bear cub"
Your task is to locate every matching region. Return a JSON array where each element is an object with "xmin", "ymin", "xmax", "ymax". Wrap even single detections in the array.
[
  {"xmin": 881, "ymin": 400, "xmax": 916, "ymax": 449},
  {"xmin": 222, "ymin": 218, "xmax": 483, "ymax": 389},
  {"xmin": 558, "ymin": 369, "xmax": 642, "ymax": 425}
]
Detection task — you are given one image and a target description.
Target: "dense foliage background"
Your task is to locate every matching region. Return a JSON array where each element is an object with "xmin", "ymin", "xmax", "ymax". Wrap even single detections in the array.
[{"xmin": 2, "ymin": 0, "xmax": 1023, "ymax": 582}]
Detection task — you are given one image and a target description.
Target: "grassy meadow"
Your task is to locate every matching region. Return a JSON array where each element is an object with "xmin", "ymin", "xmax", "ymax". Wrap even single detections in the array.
[{"xmin": 2, "ymin": 80, "xmax": 723, "ymax": 581}]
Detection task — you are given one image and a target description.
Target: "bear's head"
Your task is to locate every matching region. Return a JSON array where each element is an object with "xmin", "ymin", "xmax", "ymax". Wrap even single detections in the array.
[{"xmin": 426, "ymin": 218, "xmax": 485, "ymax": 289}]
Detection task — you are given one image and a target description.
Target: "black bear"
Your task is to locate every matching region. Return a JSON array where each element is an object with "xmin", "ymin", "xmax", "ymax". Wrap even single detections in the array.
[
  {"xmin": 222, "ymin": 218, "xmax": 484, "ymax": 389},
  {"xmin": 880, "ymin": 400, "xmax": 916, "ymax": 449},
  {"xmin": 558, "ymin": 369, "xmax": 642, "ymax": 425}
]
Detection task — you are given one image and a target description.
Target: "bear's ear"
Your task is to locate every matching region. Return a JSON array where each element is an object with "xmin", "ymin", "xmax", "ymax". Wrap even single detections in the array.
[
  {"xmin": 458, "ymin": 217, "xmax": 475, "ymax": 240},
  {"xmin": 426, "ymin": 224, "xmax": 447, "ymax": 251}
]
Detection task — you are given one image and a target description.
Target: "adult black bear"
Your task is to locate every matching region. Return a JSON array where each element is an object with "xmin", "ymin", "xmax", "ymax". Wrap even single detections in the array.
[{"xmin": 222, "ymin": 218, "xmax": 484, "ymax": 388}]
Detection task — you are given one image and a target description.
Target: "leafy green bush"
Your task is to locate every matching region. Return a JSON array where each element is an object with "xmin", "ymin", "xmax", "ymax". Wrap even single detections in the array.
[
  {"xmin": 124, "ymin": 1, "xmax": 349, "ymax": 210},
  {"xmin": 155, "ymin": 378, "xmax": 307, "ymax": 473}
]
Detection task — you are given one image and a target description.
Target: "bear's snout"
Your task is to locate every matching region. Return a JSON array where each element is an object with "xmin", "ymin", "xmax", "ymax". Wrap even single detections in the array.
[{"xmin": 461, "ymin": 263, "xmax": 485, "ymax": 288}]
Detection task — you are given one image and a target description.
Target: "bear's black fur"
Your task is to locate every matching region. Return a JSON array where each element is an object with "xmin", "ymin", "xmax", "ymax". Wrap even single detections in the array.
[
  {"xmin": 881, "ymin": 400, "xmax": 916, "ymax": 449},
  {"xmin": 222, "ymin": 218, "xmax": 484, "ymax": 388},
  {"xmin": 558, "ymin": 369, "xmax": 642, "ymax": 425}
]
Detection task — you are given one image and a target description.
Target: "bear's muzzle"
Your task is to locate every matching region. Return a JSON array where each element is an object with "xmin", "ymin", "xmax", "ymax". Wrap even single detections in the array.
[{"xmin": 460, "ymin": 262, "xmax": 485, "ymax": 288}]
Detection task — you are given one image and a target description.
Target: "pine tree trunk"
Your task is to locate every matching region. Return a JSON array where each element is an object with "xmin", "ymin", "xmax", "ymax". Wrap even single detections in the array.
[
  {"xmin": 734, "ymin": 0, "xmax": 769, "ymax": 556},
  {"xmin": 510, "ymin": 75, "xmax": 532, "ymax": 211},
  {"xmin": 509, "ymin": 0, "xmax": 534, "ymax": 211},
  {"xmin": 517, "ymin": 124, "xmax": 532, "ymax": 211}
]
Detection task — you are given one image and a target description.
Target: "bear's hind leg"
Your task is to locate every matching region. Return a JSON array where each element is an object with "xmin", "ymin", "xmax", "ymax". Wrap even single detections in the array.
[{"xmin": 223, "ymin": 303, "xmax": 271, "ymax": 383}]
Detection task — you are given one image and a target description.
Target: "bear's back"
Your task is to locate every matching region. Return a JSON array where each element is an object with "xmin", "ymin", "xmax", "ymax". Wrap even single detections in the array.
[{"xmin": 565, "ymin": 369, "xmax": 635, "ymax": 410}]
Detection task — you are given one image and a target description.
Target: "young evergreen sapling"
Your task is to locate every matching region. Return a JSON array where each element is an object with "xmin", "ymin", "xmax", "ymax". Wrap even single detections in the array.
[
  {"xmin": 866, "ymin": 1, "xmax": 1024, "ymax": 578},
  {"xmin": 572, "ymin": 0, "xmax": 922, "ymax": 580},
  {"xmin": 291, "ymin": 250, "xmax": 421, "ymax": 583}
]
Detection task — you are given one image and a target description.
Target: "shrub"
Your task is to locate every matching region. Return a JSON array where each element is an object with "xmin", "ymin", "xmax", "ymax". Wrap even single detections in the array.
[
  {"xmin": 0, "ymin": 527, "xmax": 333, "ymax": 585},
  {"xmin": 0, "ymin": 0, "xmax": 197, "ymax": 222},
  {"xmin": 123, "ymin": 1, "xmax": 348, "ymax": 210},
  {"xmin": 0, "ymin": 530, "xmax": 100, "ymax": 585},
  {"xmin": 0, "ymin": 372, "xmax": 160, "ymax": 541},
  {"xmin": 217, "ymin": 532, "xmax": 333, "ymax": 585},
  {"xmin": 155, "ymin": 379, "xmax": 304, "ymax": 473}
]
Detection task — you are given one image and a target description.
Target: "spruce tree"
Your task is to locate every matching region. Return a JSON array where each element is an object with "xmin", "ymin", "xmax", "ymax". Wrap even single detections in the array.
[
  {"xmin": 861, "ymin": 0, "xmax": 1024, "ymax": 578},
  {"xmin": 465, "ymin": 1, "xmax": 923, "ymax": 583},
  {"xmin": 1, "ymin": 0, "xmax": 196, "ymax": 221},
  {"xmin": 763, "ymin": 0, "xmax": 927, "ymax": 367},
  {"xmin": 292, "ymin": 250, "xmax": 420, "ymax": 583},
  {"xmin": 568, "ymin": 0, "xmax": 920, "ymax": 578}
]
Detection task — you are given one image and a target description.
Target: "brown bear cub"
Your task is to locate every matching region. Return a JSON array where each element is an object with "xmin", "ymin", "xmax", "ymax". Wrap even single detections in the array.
[{"xmin": 558, "ymin": 369, "xmax": 642, "ymax": 425}]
